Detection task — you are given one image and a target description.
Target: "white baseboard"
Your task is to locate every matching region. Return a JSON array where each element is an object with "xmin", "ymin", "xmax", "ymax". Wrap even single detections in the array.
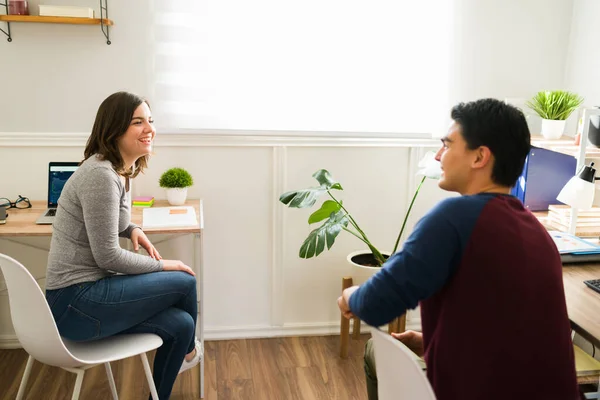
[
  {"xmin": 0, "ymin": 320, "xmax": 422, "ymax": 348},
  {"xmin": 0, "ymin": 334, "xmax": 21, "ymax": 349},
  {"xmin": 203, "ymin": 320, "xmax": 422, "ymax": 341}
]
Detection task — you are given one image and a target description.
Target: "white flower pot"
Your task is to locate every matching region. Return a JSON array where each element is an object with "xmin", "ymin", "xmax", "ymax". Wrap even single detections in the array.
[
  {"xmin": 541, "ymin": 119, "xmax": 566, "ymax": 139},
  {"xmin": 166, "ymin": 187, "xmax": 188, "ymax": 206},
  {"xmin": 347, "ymin": 250, "xmax": 390, "ymax": 285}
]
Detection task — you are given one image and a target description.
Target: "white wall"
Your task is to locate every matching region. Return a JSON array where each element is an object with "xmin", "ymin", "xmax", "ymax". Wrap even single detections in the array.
[
  {"xmin": 565, "ymin": 0, "xmax": 600, "ymax": 106},
  {"xmin": 0, "ymin": 0, "xmax": 152, "ymax": 132},
  {"xmin": 450, "ymin": 0, "xmax": 573, "ymax": 104},
  {"xmin": 0, "ymin": 0, "xmax": 580, "ymax": 344}
]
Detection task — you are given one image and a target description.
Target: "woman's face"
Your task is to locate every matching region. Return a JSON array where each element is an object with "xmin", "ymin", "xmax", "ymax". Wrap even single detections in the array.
[{"xmin": 118, "ymin": 102, "xmax": 155, "ymax": 166}]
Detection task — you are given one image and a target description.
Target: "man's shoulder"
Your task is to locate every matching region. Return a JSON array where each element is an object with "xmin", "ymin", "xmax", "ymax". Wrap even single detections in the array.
[{"xmin": 431, "ymin": 195, "xmax": 489, "ymax": 216}]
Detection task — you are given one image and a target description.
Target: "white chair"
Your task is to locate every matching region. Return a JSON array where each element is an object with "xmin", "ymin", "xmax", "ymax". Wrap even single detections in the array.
[
  {"xmin": 0, "ymin": 253, "xmax": 163, "ymax": 400},
  {"xmin": 371, "ymin": 328, "xmax": 436, "ymax": 400}
]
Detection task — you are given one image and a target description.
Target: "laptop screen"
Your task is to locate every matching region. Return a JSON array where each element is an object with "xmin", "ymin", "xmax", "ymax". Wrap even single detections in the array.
[{"xmin": 48, "ymin": 162, "xmax": 79, "ymax": 207}]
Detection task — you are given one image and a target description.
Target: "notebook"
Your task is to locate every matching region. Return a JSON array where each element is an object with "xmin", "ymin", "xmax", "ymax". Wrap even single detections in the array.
[
  {"xmin": 142, "ymin": 206, "xmax": 198, "ymax": 229},
  {"xmin": 35, "ymin": 162, "xmax": 79, "ymax": 225}
]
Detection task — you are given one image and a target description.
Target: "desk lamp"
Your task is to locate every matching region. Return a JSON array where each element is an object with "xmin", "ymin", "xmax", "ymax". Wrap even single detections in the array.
[
  {"xmin": 555, "ymin": 108, "xmax": 600, "ymax": 235},
  {"xmin": 557, "ymin": 162, "xmax": 597, "ymax": 211}
]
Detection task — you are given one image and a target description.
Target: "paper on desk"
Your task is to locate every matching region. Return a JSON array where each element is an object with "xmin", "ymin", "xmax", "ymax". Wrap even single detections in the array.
[
  {"xmin": 142, "ymin": 206, "xmax": 197, "ymax": 229},
  {"xmin": 549, "ymin": 231, "xmax": 600, "ymax": 254}
]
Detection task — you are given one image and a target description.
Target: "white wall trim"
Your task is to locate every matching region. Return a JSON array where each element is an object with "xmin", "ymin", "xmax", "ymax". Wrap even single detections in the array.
[
  {"xmin": 200, "ymin": 320, "xmax": 422, "ymax": 341},
  {"xmin": 270, "ymin": 146, "xmax": 287, "ymax": 327},
  {"xmin": 0, "ymin": 132, "xmax": 439, "ymax": 148},
  {"xmin": 0, "ymin": 319, "xmax": 422, "ymax": 347}
]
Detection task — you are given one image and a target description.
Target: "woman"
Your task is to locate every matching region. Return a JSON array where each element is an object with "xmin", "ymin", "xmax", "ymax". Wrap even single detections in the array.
[{"xmin": 45, "ymin": 91, "xmax": 200, "ymax": 400}]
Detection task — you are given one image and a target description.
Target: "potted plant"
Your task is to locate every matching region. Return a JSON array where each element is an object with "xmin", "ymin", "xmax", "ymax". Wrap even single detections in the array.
[
  {"xmin": 526, "ymin": 90, "xmax": 584, "ymax": 139},
  {"xmin": 159, "ymin": 167, "xmax": 194, "ymax": 206},
  {"xmin": 279, "ymin": 152, "xmax": 441, "ymax": 271}
]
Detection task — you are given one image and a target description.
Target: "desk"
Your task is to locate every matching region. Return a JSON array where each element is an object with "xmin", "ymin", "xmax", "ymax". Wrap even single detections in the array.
[
  {"xmin": 563, "ymin": 264, "xmax": 600, "ymax": 348},
  {"xmin": 0, "ymin": 200, "xmax": 206, "ymax": 399}
]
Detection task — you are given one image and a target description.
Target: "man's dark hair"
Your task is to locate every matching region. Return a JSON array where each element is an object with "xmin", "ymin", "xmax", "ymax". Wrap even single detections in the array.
[{"xmin": 451, "ymin": 98, "xmax": 531, "ymax": 187}]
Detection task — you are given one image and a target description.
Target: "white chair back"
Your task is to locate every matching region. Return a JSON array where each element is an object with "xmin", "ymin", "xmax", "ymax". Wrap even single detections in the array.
[
  {"xmin": 0, "ymin": 253, "xmax": 80, "ymax": 367},
  {"xmin": 371, "ymin": 328, "xmax": 436, "ymax": 400}
]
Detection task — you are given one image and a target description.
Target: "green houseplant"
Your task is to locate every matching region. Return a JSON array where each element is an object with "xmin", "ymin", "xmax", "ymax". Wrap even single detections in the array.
[
  {"xmin": 526, "ymin": 90, "xmax": 584, "ymax": 139},
  {"xmin": 159, "ymin": 167, "xmax": 194, "ymax": 206},
  {"xmin": 279, "ymin": 152, "xmax": 441, "ymax": 268}
]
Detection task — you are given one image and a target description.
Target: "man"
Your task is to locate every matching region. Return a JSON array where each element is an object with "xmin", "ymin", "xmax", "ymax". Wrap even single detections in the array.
[{"xmin": 338, "ymin": 98, "xmax": 580, "ymax": 400}]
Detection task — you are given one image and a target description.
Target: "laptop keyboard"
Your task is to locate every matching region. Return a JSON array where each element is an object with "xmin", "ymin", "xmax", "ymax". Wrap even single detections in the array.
[
  {"xmin": 584, "ymin": 279, "xmax": 600, "ymax": 295},
  {"xmin": 46, "ymin": 209, "xmax": 56, "ymax": 217}
]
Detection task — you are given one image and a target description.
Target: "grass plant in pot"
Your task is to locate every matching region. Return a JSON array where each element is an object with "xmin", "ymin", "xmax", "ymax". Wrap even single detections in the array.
[
  {"xmin": 526, "ymin": 90, "xmax": 584, "ymax": 139},
  {"xmin": 159, "ymin": 167, "xmax": 194, "ymax": 206},
  {"xmin": 279, "ymin": 152, "xmax": 441, "ymax": 275}
]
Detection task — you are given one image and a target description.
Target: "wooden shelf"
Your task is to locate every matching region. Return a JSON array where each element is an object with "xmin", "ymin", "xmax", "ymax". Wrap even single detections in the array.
[
  {"xmin": 531, "ymin": 134, "xmax": 600, "ymax": 158},
  {"xmin": 0, "ymin": 15, "xmax": 113, "ymax": 26}
]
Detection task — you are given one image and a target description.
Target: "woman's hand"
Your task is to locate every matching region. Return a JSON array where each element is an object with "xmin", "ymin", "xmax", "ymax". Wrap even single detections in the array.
[
  {"xmin": 131, "ymin": 228, "xmax": 162, "ymax": 260},
  {"xmin": 162, "ymin": 259, "xmax": 196, "ymax": 276}
]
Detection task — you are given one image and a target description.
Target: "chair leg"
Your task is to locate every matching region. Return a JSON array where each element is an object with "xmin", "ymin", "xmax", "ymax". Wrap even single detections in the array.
[
  {"xmin": 16, "ymin": 355, "xmax": 34, "ymax": 400},
  {"xmin": 71, "ymin": 370, "xmax": 85, "ymax": 400},
  {"xmin": 340, "ymin": 276, "xmax": 353, "ymax": 358},
  {"xmin": 140, "ymin": 353, "xmax": 159, "ymax": 400},
  {"xmin": 352, "ymin": 316, "xmax": 361, "ymax": 339},
  {"xmin": 104, "ymin": 362, "xmax": 118, "ymax": 400}
]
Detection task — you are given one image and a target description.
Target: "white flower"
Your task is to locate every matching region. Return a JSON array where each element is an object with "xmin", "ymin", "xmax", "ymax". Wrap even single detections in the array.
[{"xmin": 416, "ymin": 151, "xmax": 442, "ymax": 179}]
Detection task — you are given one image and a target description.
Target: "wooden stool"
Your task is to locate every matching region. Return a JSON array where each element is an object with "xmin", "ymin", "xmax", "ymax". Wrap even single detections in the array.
[{"xmin": 340, "ymin": 276, "xmax": 406, "ymax": 358}]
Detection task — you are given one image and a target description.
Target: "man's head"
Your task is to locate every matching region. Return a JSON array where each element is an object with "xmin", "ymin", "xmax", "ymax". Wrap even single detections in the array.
[{"xmin": 435, "ymin": 98, "xmax": 531, "ymax": 195}]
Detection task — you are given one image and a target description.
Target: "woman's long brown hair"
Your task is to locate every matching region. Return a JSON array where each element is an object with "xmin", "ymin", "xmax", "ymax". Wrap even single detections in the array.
[{"xmin": 83, "ymin": 91, "xmax": 151, "ymax": 180}]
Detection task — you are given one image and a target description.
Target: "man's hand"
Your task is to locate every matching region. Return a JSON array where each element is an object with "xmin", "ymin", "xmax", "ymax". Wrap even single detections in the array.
[
  {"xmin": 391, "ymin": 330, "xmax": 424, "ymax": 357},
  {"xmin": 131, "ymin": 228, "xmax": 162, "ymax": 260},
  {"xmin": 337, "ymin": 285, "xmax": 359, "ymax": 319}
]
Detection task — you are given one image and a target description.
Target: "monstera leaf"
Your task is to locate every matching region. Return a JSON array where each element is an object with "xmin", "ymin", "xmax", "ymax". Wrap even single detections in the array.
[
  {"xmin": 279, "ymin": 169, "xmax": 343, "ymax": 208},
  {"xmin": 299, "ymin": 210, "xmax": 348, "ymax": 259},
  {"xmin": 308, "ymin": 200, "xmax": 342, "ymax": 224}
]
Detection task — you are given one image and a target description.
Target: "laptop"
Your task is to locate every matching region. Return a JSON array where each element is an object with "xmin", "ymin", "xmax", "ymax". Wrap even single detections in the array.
[{"xmin": 35, "ymin": 162, "xmax": 80, "ymax": 225}]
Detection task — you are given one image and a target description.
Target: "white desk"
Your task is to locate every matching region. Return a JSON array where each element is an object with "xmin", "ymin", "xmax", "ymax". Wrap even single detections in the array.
[{"xmin": 0, "ymin": 199, "xmax": 206, "ymax": 398}]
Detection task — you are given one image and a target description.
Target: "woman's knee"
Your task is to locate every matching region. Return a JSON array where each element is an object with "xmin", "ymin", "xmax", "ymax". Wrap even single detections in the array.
[{"xmin": 162, "ymin": 270, "xmax": 197, "ymax": 294}]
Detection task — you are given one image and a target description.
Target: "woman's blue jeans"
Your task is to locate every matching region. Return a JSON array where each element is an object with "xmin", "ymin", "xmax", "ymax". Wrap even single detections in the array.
[{"xmin": 46, "ymin": 271, "xmax": 197, "ymax": 400}]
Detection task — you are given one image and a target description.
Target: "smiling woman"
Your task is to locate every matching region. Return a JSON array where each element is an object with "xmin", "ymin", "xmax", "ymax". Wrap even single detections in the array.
[{"xmin": 43, "ymin": 91, "xmax": 202, "ymax": 400}]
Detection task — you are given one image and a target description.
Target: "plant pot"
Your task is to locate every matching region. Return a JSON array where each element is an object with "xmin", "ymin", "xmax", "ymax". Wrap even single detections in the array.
[
  {"xmin": 166, "ymin": 187, "xmax": 188, "ymax": 206},
  {"xmin": 540, "ymin": 119, "xmax": 566, "ymax": 139},
  {"xmin": 347, "ymin": 250, "xmax": 391, "ymax": 285}
]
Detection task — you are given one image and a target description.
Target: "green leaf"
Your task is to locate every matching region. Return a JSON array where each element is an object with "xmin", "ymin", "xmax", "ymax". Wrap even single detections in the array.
[
  {"xmin": 308, "ymin": 200, "xmax": 342, "ymax": 224},
  {"xmin": 279, "ymin": 169, "xmax": 343, "ymax": 208},
  {"xmin": 299, "ymin": 210, "xmax": 348, "ymax": 258},
  {"xmin": 312, "ymin": 169, "xmax": 343, "ymax": 190},
  {"xmin": 526, "ymin": 90, "xmax": 584, "ymax": 121},
  {"xmin": 279, "ymin": 188, "xmax": 327, "ymax": 208}
]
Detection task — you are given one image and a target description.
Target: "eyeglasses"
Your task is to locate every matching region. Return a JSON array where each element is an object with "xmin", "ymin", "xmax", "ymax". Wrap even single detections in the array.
[{"xmin": 0, "ymin": 195, "xmax": 32, "ymax": 209}]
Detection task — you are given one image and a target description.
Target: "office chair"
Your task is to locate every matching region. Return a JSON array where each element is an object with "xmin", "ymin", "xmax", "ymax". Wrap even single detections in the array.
[
  {"xmin": 0, "ymin": 253, "xmax": 163, "ymax": 400},
  {"xmin": 371, "ymin": 328, "xmax": 436, "ymax": 400}
]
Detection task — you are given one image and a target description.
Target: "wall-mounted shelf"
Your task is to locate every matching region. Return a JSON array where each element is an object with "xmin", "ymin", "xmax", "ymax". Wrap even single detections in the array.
[
  {"xmin": 0, "ymin": 0, "xmax": 112, "ymax": 44},
  {"xmin": 0, "ymin": 15, "xmax": 113, "ymax": 25}
]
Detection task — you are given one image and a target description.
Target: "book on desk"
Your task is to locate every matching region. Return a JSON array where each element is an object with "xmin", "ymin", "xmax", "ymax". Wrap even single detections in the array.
[
  {"xmin": 549, "ymin": 231, "xmax": 600, "ymax": 263},
  {"xmin": 142, "ymin": 206, "xmax": 198, "ymax": 229}
]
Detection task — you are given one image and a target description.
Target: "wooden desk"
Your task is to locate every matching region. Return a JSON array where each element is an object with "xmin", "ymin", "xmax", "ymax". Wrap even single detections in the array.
[
  {"xmin": 0, "ymin": 200, "xmax": 206, "ymax": 398},
  {"xmin": 563, "ymin": 264, "xmax": 600, "ymax": 348},
  {"xmin": 0, "ymin": 200, "xmax": 202, "ymax": 236}
]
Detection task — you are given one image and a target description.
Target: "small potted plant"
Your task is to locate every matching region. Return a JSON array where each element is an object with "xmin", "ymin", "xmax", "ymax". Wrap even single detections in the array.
[
  {"xmin": 279, "ymin": 152, "xmax": 441, "ymax": 272},
  {"xmin": 526, "ymin": 90, "xmax": 584, "ymax": 139},
  {"xmin": 159, "ymin": 167, "xmax": 194, "ymax": 206}
]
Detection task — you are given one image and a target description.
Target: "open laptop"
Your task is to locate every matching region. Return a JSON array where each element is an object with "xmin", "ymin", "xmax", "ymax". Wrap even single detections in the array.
[{"xmin": 35, "ymin": 162, "xmax": 80, "ymax": 225}]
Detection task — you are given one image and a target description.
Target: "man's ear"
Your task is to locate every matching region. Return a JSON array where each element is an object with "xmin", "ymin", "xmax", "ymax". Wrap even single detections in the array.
[{"xmin": 472, "ymin": 146, "xmax": 493, "ymax": 170}]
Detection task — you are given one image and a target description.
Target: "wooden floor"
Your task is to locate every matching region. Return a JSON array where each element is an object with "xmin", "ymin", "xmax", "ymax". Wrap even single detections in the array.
[{"xmin": 0, "ymin": 335, "xmax": 370, "ymax": 400}]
